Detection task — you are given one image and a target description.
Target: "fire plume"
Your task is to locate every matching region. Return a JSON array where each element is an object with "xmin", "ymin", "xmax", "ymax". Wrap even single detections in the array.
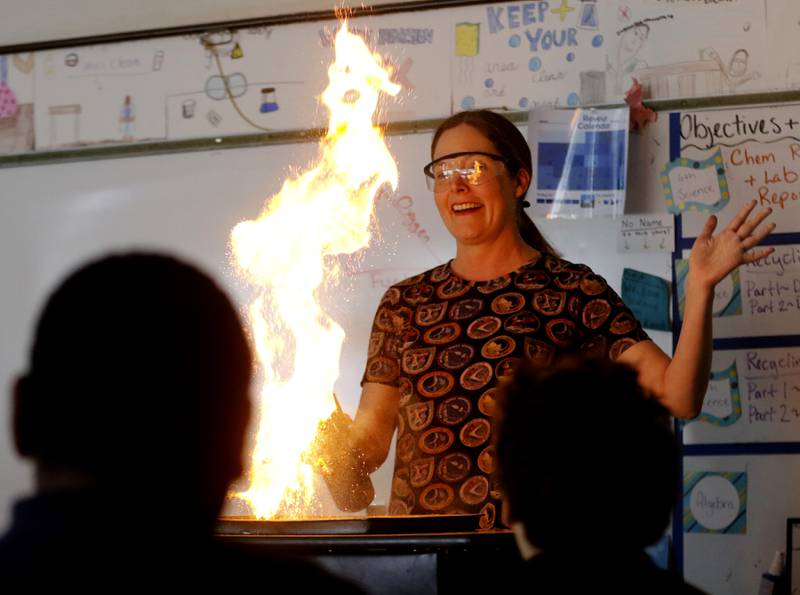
[{"xmin": 230, "ymin": 21, "xmax": 400, "ymax": 519}]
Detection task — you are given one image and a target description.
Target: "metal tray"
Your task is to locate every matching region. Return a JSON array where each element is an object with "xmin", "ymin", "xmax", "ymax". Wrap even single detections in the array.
[{"xmin": 216, "ymin": 514, "xmax": 482, "ymax": 535}]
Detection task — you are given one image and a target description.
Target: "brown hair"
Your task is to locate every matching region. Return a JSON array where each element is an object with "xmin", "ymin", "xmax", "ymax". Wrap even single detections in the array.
[
  {"xmin": 431, "ymin": 110, "xmax": 558, "ymax": 256},
  {"xmin": 494, "ymin": 357, "xmax": 677, "ymax": 550}
]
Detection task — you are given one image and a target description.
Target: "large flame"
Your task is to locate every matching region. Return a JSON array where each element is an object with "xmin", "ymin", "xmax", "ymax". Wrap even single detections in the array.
[{"xmin": 230, "ymin": 21, "xmax": 400, "ymax": 519}]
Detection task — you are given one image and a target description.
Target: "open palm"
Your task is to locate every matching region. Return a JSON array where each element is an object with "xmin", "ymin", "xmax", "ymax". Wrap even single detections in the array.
[{"xmin": 689, "ymin": 201, "xmax": 775, "ymax": 289}]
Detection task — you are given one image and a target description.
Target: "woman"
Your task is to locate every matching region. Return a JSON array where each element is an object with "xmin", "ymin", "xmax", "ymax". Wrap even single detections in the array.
[{"xmin": 324, "ymin": 110, "xmax": 774, "ymax": 525}]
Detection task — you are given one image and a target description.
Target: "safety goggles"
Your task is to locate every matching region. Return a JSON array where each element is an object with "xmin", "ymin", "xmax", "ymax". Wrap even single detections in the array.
[{"xmin": 423, "ymin": 151, "xmax": 509, "ymax": 192}]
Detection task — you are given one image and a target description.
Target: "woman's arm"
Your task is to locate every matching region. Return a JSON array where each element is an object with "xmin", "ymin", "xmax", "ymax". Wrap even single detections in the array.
[
  {"xmin": 350, "ymin": 382, "xmax": 400, "ymax": 473},
  {"xmin": 619, "ymin": 201, "xmax": 774, "ymax": 418}
]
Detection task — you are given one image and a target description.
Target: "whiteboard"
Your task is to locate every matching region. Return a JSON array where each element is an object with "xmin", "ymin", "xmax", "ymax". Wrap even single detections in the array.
[{"xmin": 0, "ymin": 127, "xmax": 672, "ymax": 529}]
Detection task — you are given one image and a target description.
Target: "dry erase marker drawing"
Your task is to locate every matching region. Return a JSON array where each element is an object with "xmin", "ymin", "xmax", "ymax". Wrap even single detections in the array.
[
  {"xmin": 699, "ymin": 47, "xmax": 760, "ymax": 94},
  {"xmin": 12, "ymin": 53, "xmax": 34, "ymax": 75},
  {"xmin": 259, "ymin": 88, "xmax": 279, "ymax": 113},
  {"xmin": 388, "ymin": 57, "xmax": 415, "ymax": 92},
  {"xmin": 662, "ymin": 149, "xmax": 730, "ymax": 214},
  {"xmin": 205, "ymin": 73, "xmax": 248, "ymax": 101},
  {"xmin": 683, "ymin": 471, "xmax": 747, "ymax": 534},
  {"xmin": 201, "ymin": 30, "xmax": 241, "ymax": 69},
  {"xmin": 0, "ymin": 105, "xmax": 33, "ymax": 154},
  {"xmin": 48, "ymin": 104, "xmax": 81, "ymax": 146},
  {"xmin": 152, "ymin": 50, "xmax": 165, "ymax": 71},
  {"xmin": 550, "ymin": 0, "xmax": 576, "ymax": 23},
  {"xmin": 577, "ymin": 1, "xmax": 598, "ymax": 30},
  {"xmin": 206, "ymin": 109, "xmax": 222, "ymax": 127},
  {"xmin": 119, "ymin": 95, "xmax": 135, "ymax": 141},
  {"xmin": 607, "ymin": 22, "xmax": 649, "ymax": 94},
  {"xmin": 182, "ymin": 99, "xmax": 196, "ymax": 119}
]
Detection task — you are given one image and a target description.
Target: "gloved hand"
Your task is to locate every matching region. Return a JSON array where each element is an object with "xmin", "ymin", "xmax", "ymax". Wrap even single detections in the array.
[{"xmin": 307, "ymin": 395, "xmax": 375, "ymax": 513}]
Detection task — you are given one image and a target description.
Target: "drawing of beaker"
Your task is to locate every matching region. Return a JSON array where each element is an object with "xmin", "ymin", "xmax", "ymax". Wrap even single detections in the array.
[
  {"xmin": 260, "ymin": 87, "xmax": 279, "ymax": 113},
  {"xmin": 182, "ymin": 99, "xmax": 196, "ymax": 119}
]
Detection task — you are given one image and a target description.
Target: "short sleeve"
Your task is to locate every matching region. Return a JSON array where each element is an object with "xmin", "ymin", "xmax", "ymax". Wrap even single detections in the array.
[
  {"xmin": 360, "ymin": 287, "xmax": 404, "ymax": 387},
  {"xmin": 572, "ymin": 268, "xmax": 650, "ymax": 360}
]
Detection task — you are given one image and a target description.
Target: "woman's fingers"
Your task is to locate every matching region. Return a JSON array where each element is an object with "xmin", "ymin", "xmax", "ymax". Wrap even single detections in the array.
[
  {"xmin": 725, "ymin": 200, "xmax": 758, "ymax": 232},
  {"xmin": 741, "ymin": 222, "xmax": 776, "ymax": 250},
  {"xmin": 735, "ymin": 206, "xmax": 773, "ymax": 238},
  {"xmin": 699, "ymin": 214, "xmax": 718, "ymax": 238}
]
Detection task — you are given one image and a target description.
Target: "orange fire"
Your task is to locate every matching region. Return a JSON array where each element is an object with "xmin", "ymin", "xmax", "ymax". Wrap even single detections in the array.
[{"xmin": 230, "ymin": 21, "xmax": 400, "ymax": 519}]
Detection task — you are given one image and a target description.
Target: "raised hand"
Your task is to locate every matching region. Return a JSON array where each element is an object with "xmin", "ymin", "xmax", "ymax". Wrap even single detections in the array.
[{"xmin": 688, "ymin": 200, "xmax": 775, "ymax": 290}]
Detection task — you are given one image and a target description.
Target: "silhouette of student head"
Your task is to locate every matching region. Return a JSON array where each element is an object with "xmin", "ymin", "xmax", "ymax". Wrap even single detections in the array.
[
  {"xmin": 494, "ymin": 357, "xmax": 677, "ymax": 553},
  {"xmin": 12, "ymin": 253, "xmax": 252, "ymax": 535}
]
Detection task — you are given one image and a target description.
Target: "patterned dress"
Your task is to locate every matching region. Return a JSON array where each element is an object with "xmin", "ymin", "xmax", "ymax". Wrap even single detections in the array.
[{"xmin": 361, "ymin": 253, "xmax": 649, "ymax": 528}]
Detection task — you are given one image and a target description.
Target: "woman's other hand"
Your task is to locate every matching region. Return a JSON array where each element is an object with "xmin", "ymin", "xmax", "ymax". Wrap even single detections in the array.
[{"xmin": 688, "ymin": 200, "xmax": 775, "ymax": 291}]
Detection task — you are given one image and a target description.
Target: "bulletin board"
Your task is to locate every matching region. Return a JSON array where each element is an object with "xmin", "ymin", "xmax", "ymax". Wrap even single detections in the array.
[{"xmin": 653, "ymin": 101, "xmax": 800, "ymax": 595}]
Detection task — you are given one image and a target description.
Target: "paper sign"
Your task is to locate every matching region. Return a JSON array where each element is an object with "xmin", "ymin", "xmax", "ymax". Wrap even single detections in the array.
[
  {"xmin": 620, "ymin": 268, "xmax": 670, "ymax": 332},
  {"xmin": 618, "ymin": 214, "xmax": 675, "ymax": 253},
  {"xmin": 529, "ymin": 107, "xmax": 629, "ymax": 219},
  {"xmin": 691, "ymin": 361, "xmax": 742, "ymax": 427},
  {"xmin": 683, "ymin": 471, "xmax": 747, "ymax": 534},
  {"xmin": 661, "ymin": 149, "xmax": 730, "ymax": 214}
]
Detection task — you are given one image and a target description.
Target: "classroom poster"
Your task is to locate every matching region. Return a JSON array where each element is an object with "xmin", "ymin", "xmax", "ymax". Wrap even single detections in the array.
[
  {"xmin": 683, "ymin": 346, "xmax": 800, "ymax": 444},
  {"xmin": 529, "ymin": 107, "xmax": 628, "ymax": 218},
  {"xmin": 674, "ymin": 105, "xmax": 800, "ymax": 237},
  {"xmin": 450, "ymin": 1, "xmax": 607, "ymax": 112}
]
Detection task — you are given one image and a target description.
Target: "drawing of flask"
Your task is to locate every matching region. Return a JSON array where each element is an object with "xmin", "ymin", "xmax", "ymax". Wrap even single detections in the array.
[{"xmin": 259, "ymin": 87, "xmax": 279, "ymax": 113}]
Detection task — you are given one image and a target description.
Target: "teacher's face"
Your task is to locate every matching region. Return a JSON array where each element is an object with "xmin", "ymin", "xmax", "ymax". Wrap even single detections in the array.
[{"xmin": 431, "ymin": 124, "xmax": 526, "ymax": 247}]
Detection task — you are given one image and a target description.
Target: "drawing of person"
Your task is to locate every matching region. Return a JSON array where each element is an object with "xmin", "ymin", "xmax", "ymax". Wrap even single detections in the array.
[
  {"xmin": 701, "ymin": 48, "xmax": 760, "ymax": 93},
  {"xmin": 119, "ymin": 95, "xmax": 136, "ymax": 141},
  {"xmin": 725, "ymin": 49, "xmax": 760, "ymax": 91},
  {"xmin": 608, "ymin": 23, "xmax": 650, "ymax": 94}
]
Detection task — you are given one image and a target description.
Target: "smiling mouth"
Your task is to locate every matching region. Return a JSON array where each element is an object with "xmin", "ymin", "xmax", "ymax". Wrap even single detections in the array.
[{"xmin": 452, "ymin": 202, "xmax": 482, "ymax": 213}]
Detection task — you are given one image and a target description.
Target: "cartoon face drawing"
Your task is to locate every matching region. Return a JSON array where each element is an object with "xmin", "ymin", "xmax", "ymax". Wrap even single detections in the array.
[
  {"xmin": 620, "ymin": 23, "xmax": 649, "ymax": 60},
  {"xmin": 729, "ymin": 49, "xmax": 749, "ymax": 77}
]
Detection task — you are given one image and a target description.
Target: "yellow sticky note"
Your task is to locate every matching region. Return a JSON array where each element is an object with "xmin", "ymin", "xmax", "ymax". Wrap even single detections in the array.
[{"xmin": 455, "ymin": 23, "xmax": 480, "ymax": 57}]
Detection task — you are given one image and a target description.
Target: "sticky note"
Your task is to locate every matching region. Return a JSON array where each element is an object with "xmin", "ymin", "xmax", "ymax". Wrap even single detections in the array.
[
  {"xmin": 455, "ymin": 23, "xmax": 480, "ymax": 57},
  {"xmin": 620, "ymin": 268, "xmax": 670, "ymax": 331}
]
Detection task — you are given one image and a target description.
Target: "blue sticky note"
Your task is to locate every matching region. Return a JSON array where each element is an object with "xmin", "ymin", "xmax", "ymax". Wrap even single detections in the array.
[{"xmin": 621, "ymin": 268, "xmax": 670, "ymax": 332}]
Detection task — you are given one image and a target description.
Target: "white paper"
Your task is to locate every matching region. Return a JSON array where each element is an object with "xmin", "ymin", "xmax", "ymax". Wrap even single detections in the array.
[{"xmin": 618, "ymin": 214, "xmax": 675, "ymax": 253}]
